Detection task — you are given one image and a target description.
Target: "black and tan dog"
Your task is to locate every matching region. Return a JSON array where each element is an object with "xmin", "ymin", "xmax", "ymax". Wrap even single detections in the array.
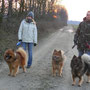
[
  {"xmin": 70, "ymin": 54, "xmax": 90, "ymax": 86},
  {"xmin": 52, "ymin": 49, "xmax": 66, "ymax": 77}
]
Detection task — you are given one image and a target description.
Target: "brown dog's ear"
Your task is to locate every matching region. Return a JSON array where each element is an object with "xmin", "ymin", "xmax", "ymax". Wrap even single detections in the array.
[
  {"xmin": 12, "ymin": 49, "xmax": 14, "ymax": 52},
  {"xmin": 58, "ymin": 50, "xmax": 61, "ymax": 54},
  {"xmin": 54, "ymin": 49, "xmax": 57, "ymax": 52}
]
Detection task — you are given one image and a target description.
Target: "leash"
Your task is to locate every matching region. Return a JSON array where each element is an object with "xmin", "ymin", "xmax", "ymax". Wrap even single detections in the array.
[
  {"xmin": 64, "ymin": 50, "xmax": 70, "ymax": 55},
  {"xmin": 63, "ymin": 46, "xmax": 76, "ymax": 55}
]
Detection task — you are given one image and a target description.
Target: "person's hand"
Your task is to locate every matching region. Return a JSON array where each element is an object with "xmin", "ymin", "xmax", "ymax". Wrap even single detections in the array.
[
  {"xmin": 17, "ymin": 41, "xmax": 22, "ymax": 46},
  {"xmin": 19, "ymin": 39, "xmax": 22, "ymax": 42},
  {"xmin": 86, "ymin": 43, "xmax": 90, "ymax": 49},
  {"xmin": 34, "ymin": 43, "xmax": 37, "ymax": 46}
]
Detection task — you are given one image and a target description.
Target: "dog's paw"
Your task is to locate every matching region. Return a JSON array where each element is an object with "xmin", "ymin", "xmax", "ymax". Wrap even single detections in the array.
[
  {"xmin": 72, "ymin": 82, "xmax": 76, "ymax": 86},
  {"xmin": 8, "ymin": 73, "xmax": 12, "ymax": 76},
  {"xmin": 86, "ymin": 81, "xmax": 90, "ymax": 83},
  {"xmin": 78, "ymin": 84, "xmax": 81, "ymax": 87},
  {"xmin": 23, "ymin": 70, "xmax": 26, "ymax": 73},
  {"xmin": 59, "ymin": 73, "xmax": 62, "ymax": 77},
  {"xmin": 72, "ymin": 83, "xmax": 75, "ymax": 86},
  {"xmin": 12, "ymin": 74, "xmax": 16, "ymax": 77},
  {"xmin": 23, "ymin": 68, "xmax": 26, "ymax": 73}
]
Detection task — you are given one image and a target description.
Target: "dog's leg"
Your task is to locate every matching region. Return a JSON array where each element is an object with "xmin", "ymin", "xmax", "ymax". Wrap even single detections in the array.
[
  {"xmin": 59, "ymin": 66, "xmax": 62, "ymax": 77},
  {"xmin": 52, "ymin": 65, "xmax": 56, "ymax": 76},
  {"xmin": 59, "ymin": 62, "xmax": 63, "ymax": 77},
  {"xmin": 22, "ymin": 65, "xmax": 26, "ymax": 73},
  {"xmin": 12, "ymin": 66, "xmax": 18, "ymax": 77},
  {"xmin": 52, "ymin": 67, "xmax": 56, "ymax": 76},
  {"xmin": 72, "ymin": 75, "xmax": 76, "ymax": 86},
  {"xmin": 52, "ymin": 62, "xmax": 56, "ymax": 76},
  {"xmin": 87, "ymin": 75, "xmax": 90, "ymax": 83},
  {"xmin": 8, "ymin": 64, "xmax": 13, "ymax": 76},
  {"xmin": 16, "ymin": 66, "xmax": 19, "ymax": 74},
  {"xmin": 78, "ymin": 76, "xmax": 83, "ymax": 87},
  {"xmin": 86, "ymin": 71, "xmax": 90, "ymax": 83}
]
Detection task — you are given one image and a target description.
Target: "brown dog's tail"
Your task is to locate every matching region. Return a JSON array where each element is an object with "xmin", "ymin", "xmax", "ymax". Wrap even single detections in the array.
[{"xmin": 16, "ymin": 47, "xmax": 27, "ymax": 66}]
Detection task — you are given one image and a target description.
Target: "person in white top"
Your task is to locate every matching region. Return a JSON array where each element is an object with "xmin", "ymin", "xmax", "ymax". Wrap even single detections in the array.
[{"xmin": 18, "ymin": 11, "xmax": 37, "ymax": 68}]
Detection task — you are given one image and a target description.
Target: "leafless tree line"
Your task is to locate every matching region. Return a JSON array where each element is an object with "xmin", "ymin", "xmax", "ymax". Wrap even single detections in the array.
[{"xmin": 0, "ymin": 0, "xmax": 68, "ymax": 22}]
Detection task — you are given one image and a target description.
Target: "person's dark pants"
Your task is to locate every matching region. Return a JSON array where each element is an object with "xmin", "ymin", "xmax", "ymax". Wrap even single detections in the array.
[
  {"xmin": 78, "ymin": 50, "xmax": 90, "ymax": 56},
  {"xmin": 78, "ymin": 50, "xmax": 84, "ymax": 56},
  {"xmin": 85, "ymin": 51, "xmax": 90, "ymax": 55},
  {"xmin": 22, "ymin": 42, "xmax": 33, "ymax": 67}
]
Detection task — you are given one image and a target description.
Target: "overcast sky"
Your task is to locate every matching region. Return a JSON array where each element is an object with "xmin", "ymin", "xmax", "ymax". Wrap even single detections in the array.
[{"xmin": 61, "ymin": 0, "xmax": 90, "ymax": 21}]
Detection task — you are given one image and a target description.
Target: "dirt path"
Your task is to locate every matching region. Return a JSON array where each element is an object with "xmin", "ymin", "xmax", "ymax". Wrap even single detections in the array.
[{"xmin": 0, "ymin": 26, "xmax": 90, "ymax": 90}]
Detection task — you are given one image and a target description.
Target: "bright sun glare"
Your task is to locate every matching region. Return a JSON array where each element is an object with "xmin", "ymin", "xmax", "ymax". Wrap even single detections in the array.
[{"xmin": 60, "ymin": 0, "xmax": 90, "ymax": 21}]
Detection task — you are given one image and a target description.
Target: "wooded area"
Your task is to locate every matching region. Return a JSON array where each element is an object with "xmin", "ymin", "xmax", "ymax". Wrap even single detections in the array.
[
  {"xmin": 0, "ymin": 0, "xmax": 68, "ymax": 22},
  {"xmin": 0, "ymin": 0, "xmax": 68, "ymax": 61}
]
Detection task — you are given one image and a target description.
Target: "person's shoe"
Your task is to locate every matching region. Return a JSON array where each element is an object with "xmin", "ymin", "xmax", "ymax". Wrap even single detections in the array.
[{"xmin": 26, "ymin": 66, "xmax": 31, "ymax": 68}]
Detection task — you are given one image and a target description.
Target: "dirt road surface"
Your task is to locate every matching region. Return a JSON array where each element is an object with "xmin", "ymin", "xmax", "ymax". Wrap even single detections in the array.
[{"xmin": 0, "ymin": 26, "xmax": 90, "ymax": 90}]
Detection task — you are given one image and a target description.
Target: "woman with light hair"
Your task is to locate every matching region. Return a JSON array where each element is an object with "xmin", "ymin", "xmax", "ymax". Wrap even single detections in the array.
[{"xmin": 18, "ymin": 11, "xmax": 38, "ymax": 68}]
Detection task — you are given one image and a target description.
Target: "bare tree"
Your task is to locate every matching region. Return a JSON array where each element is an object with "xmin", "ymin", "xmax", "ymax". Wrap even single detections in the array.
[
  {"xmin": 42, "ymin": 0, "xmax": 47, "ymax": 15},
  {"xmin": 8, "ymin": 0, "xmax": 13, "ymax": 17},
  {"xmin": 19, "ymin": 0, "xmax": 25, "ymax": 12},
  {"xmin": 1, "ymin": 0, "xmax": 4, "ymax": 15},
  {"xmin": 29, "ymin": 0, "xmax": 32, "ymax": 10}
]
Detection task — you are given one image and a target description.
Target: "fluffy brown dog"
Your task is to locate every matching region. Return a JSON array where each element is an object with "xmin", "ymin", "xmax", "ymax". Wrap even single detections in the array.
[
  {"xmin": 52, "ymin": 49, "xmax": 66, "ymax": 76},
  {"xmin": 4, "ymin": 47, "xmax": 27, "ymax": 77}
]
